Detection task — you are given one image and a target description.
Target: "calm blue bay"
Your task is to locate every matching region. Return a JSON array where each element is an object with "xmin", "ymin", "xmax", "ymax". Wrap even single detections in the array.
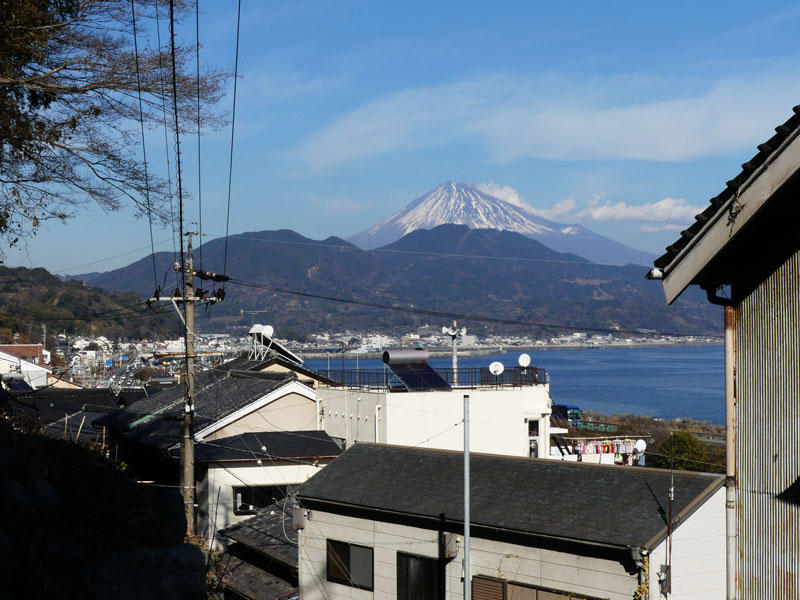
[{"xmin": 306, "ymin": 345, "xmax": 725, "ymax": 424}]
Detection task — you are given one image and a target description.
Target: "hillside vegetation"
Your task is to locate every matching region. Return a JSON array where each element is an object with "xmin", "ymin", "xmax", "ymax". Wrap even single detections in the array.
[
  {"xmin": 76, "ymin": 226, "xmax": 720, "ymax": 338},
  {"xmin": 0, "ymin": 266, "xmax": 178, "ymax": 341}
]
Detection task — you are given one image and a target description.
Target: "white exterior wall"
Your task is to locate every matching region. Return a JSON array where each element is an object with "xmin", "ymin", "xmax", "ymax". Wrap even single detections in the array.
[
  {"xmin": 318, "ymin": 384, "xmax": 552, "ymax": 458},
  {"xmin": 199, "ymin": 460, "xmax": 327, "ymax": 545},
  {"xmin": 321, "ymin": 389, "xmax": 386, "ymax": 445},
  {"xmin": 0, "ymin": 350, "xmax": 49, "ymax": 388},
  {"xmin": 647, "ymin": 487, "xmax": 726, "ymax": 599},
  {"xmin": 298, "ymin": 509, "xmax": 637, "ymax": 600}
]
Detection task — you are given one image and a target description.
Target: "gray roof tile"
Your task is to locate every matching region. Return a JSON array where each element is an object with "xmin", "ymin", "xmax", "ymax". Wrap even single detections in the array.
[{"xmin": 298, "ymin": 444, "xmax": 723, "ymax": 551}]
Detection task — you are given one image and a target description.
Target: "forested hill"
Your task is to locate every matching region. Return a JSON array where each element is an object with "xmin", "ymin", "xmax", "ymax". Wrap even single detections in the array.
[
  {"xmin": 0, "ymin": 266, "xmax": 178, "ymax": 341},
  {"xmin": 73, "ymin": 225, "xmax": 721, "ymax": 338}
]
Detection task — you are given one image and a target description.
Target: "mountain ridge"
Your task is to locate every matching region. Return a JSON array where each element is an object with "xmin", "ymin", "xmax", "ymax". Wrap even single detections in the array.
[{"xmin": 73, "ymin": 225, "xmax": 718, "ymax": 338}]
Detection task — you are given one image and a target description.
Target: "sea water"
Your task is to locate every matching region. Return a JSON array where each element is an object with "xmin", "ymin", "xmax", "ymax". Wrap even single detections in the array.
[{"xmin": 306, "ymin": 345, "xmax": 725, "ymax": 424}]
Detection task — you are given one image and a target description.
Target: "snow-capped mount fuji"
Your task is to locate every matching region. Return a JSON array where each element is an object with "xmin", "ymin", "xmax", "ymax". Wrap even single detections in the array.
[{"xmin": 348, "ymin": 182, "xmax": 655, "ymax": 266}]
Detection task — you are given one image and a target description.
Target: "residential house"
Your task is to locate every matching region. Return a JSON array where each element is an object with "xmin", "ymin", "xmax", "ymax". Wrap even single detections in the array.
[
  {"xmin": 0, "ymin": 348, "xmax": 51, "ymax": 389},
  {"xmin": 0, "ymin": 343, "xmax": 49, "ymax": 365},
  {"xmin": 296, "ymin": 444, "xmax": 725, "ymax": 600},
  {"xmin": 97, "ymin": 334, "xmax": 332, "ymax": 546},
  {"xmin": 191, "ymin": 430, "xmax": 341, "ymax": 544},
  {"xmin": 316, "ymin": 349, "xmax": 557, "ymax": 458},
  {"xmin": 216, "ymin": 501, "xmax": 301, "ymax": 599},
  {"xmin": 651, "ymin": 105, "xmax": 800, "ymax": 597}
]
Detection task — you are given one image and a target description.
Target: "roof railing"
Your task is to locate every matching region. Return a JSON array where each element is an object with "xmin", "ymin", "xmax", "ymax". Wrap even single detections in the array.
[{"xmin": 317, "ymin": 365, "xmax": 547, "ymax": 391}]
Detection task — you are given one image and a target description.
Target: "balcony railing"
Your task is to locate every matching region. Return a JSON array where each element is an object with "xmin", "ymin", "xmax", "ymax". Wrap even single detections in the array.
[{"xmin": 317, "ymin": 365, "xmax": 547, "ymax": 391}]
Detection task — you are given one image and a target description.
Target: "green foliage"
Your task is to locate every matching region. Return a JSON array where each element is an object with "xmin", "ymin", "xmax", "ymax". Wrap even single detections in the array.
[
  {"xmin": 651, "ymin": 431, "xmax": 724, "ymax": 473},
  {"xmin": 0, "ymin": 265, "xmax": 178, "ymax": 339}
]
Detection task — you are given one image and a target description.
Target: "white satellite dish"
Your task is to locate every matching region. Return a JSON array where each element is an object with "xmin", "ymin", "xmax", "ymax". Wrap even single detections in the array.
[
  {"xmin": 263, "ymin": 325, "xmax": 274, "ymax": 338},
  {"xmin": 635, "ymin": 439, "xmax": 647, "ymax": 452},
  {"xmin": 489, "ymin": 361, "xmax": 504, "ymax": 376},
  {"xmin": 442, "ymin": 325, "xmax": 449, "ymax": 335},
  {"xmin": 518, "ymin": 353, "xmax": 531, "ymax": 368}
]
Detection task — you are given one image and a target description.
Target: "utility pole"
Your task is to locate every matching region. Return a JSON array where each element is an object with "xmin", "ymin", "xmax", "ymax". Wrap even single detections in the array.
[
  {"xmin": 41, "ymin": 323, "xmax": 46, "ymax": 351},
  {"xmin": 148, "ymin": 231, "xmax": 226, "ymax": 537},
  {"xmin": 182, "ymin": 233, "xmax": 196, "ymax": 536},
  {"xmin": 463, "ymin": 393, "xmax": 471, "ymax": 600}
]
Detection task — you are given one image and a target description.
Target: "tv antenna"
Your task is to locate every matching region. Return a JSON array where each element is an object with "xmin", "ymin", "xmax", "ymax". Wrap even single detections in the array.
[{"xmin": 442, "ymin": 320, "xmax": 467, "ymax": 385}]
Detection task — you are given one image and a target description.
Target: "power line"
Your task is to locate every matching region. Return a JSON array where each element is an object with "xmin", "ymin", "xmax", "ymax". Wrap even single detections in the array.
[
  {"xmin": 153, "ymin": 0, "xmax": 180, "ymax": 293},
  {"xmin": 225, "ymin": 277, "xmax": 719, "ymax": 339},
  {"xmin": 222, "ymin": 0, "xmax": 242, "ymax": 286},
  {"xmin": 129, "ymin": 0, "xmax": 158, "ymax": 291},
  {"xmin": 195, "ymin": 0, "xmax": 203, "ymax": 271}
]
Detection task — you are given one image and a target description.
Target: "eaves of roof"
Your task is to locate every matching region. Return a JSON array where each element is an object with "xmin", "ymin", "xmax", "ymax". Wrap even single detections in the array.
[{"xmin": 653, "ymin": 105, "xmax": 800, "ymax": 302}]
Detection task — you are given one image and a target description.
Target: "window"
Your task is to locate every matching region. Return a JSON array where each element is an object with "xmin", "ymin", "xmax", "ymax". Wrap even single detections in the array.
[
  {"xmin": 326, "ymin": 539, "xmax": 374, "ymax": 590},
  {"xmin": 472, "ymin": 576, "xmax": 594, "ymax": 600},
  {"xmin": 397, "ymin": 552, "xmax": 440, "ymax": 600},
  {"xmin": 232, "ymin": 485, "xmax": 295, "ymax": 515}
]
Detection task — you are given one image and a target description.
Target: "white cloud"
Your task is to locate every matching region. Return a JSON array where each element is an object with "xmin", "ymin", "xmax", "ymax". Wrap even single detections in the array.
[
  {"xmin": 576, "ymin": 197, "xmax": 703, "ymax": 222},
  {"xmin": 475, "ymin": 182, "xmax": 535, "ymax": 211},
  {"xmin": 294, "ymin": 68, "xmax": 800, "ymax": 169},
  {"xmin": 477, "ymin": 183, "xmax": 702, "ymax": 226},
  {"xmin": 639, "ymin": 223, "xmax": 687, "ymax": 233}
]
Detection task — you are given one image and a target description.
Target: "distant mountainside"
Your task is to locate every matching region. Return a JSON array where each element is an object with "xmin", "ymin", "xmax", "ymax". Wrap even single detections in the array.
[
  {"xmin": 348, "ymin": 182, "xmax": 656, "ymax": 266},
  {"xmin": 74, "ymin": 226, "xmax": 719, "ymax": 338},
  {"xmin": 0, "ymin": 266, "xmax": 177, "ymax": 341}
]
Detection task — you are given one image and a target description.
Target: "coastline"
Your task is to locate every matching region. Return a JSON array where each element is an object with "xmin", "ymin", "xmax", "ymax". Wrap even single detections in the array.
[{"xmin": 298, "ymin": 341, "xmax": 722, "ymax": 361}]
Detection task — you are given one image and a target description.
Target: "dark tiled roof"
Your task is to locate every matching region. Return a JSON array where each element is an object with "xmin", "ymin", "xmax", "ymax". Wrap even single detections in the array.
[
  {"xmin": 193, "ymin": 430, "xmax": 340, "ymax": 463},
  {"xmin": 221, "ymin": 501, "xmax": 298, "ymax": 567},
  {"xmin": 44, "ymin": 411, "xmax": 109, "ymax": 443},
  {"xmin": 298, "ymin": 444, "xmax": 723, "ymax": 551},
  {"xmin": 222, "ymin": 556, "xmax": 297, "ymax": 600},
  {"xmin": 9, "ymin": 388, "xmax": 118, "ymax": 425},
  {"xmin": 654, "ymin": 105, "xmax": 800, "ymax": 270},
  {"xmin": 224, "ymin": 352, "xmax": 335, "ymax": 385},
  {"xmin": 95, "ymin": 370, "xmax": 297, "ymax": 450}
]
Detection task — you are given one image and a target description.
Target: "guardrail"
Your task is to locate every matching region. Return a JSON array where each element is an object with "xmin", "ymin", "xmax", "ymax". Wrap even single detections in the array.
[{"xmin": 317, "ymin": 366, "xmax": 547, "ymax": 391}]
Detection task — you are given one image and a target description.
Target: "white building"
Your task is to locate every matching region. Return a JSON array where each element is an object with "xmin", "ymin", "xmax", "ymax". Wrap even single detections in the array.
[
  {"xmin": 296, "ymin": 444, "xmax": 726, "ymax": 600},
  {"xmin": 0, "ymin": 349, "xmax": 51, "ymax": 389},
  {"xmin": 193, "ymin": 430, "xmax": 341, "ymax": 544},
  {"xmin": 317, "ymin": 349, "xmax": 556, "ymax": 458}
]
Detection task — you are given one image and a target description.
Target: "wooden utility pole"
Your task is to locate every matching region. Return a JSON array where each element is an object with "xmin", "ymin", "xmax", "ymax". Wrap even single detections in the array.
[
  {"xmin": 181, "ymin": 233, "xmax": 196, "ymax": 535},
  {"xmin": 148, "ymin": 231, "xmax": 226, "ymax": 537}
]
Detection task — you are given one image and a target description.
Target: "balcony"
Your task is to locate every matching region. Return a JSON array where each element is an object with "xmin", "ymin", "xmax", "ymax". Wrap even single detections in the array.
[{"xmin": 317, "ymin": 365, "xmax": 547, "ymax": 392}]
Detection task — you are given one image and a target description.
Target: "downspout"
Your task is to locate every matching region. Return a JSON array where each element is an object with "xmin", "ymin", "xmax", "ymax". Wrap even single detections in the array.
[
  {"xmin": 724, "ymin": 305, "xmax": 737, "ymax": 600},
  {"xmin": 704, "ymin": 287, "xmax": 737, "ymax": 599},
  {"xmin": 374, "ymin": 404, "xmax": 381, "ymax": 443}
]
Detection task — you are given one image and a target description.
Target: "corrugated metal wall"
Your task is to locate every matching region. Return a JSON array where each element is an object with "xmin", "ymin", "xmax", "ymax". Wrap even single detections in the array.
[{"xmin": 735, "ymin": 248, "xmax": 800, "ymax": 598}]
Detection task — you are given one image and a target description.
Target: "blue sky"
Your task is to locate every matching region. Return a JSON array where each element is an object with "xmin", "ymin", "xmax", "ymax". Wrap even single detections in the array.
[{"xmin": 9, "ymin": 1, "xmax": 800, "ymax": 274}]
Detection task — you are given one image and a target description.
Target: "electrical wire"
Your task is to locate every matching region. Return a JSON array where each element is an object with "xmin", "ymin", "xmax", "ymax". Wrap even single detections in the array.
[
  {"xmin": 222, "ymin": 0, "xmax": 242, "ymax": 286},
  {"xmin": 195, "ymin": 0, "xmax": 203, "ymax": 271},
  {"xmin": 153, "ymin": 0, "xmax": 180, "ymax": 292},
  {"xmin": 129, "ymin": 0, "xmax": 158, "ymax": 291},
  {"xmin": 225, "ymin": 277, "xmax": 719, "ymax": 339}
]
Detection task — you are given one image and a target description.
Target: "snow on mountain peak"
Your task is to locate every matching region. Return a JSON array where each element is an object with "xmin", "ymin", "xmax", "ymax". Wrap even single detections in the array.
[
  {"xmin": 347, "ymin": 182, "xmax": 656, "ymax": 266},
  {"xmin": 372, "ymin": 181, "xmax": 556, "ymax": 239}
]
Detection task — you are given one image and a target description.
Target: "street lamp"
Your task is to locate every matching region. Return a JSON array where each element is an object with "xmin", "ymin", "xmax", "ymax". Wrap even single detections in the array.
[{"xmin": 442, "ymin": 321, "xmax": 467, "ymax": 386}]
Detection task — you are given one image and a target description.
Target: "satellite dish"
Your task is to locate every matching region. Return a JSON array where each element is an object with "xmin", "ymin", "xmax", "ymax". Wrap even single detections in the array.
[
  {"xmin": 518, "ymin": 353, "xmax": 531, "ymax": 368},
  {"xmin": 442, "ymin": 326, "xmax": 449, "ymax": 335},
  {"xmin": 635, "ymin": 439, "xmax": 647, "ymax": 452},
  {"xmin": 263, "ymin": 325, "xmax": 274, "ymax": 338},
  {"xmin": 459, "ymin": 327, "xmax": 467, "ymax": 336},
  {"xmin": 248, "ymin": 324, "xmax": 262, "ymax": 335},
  {"xmin": 489, "ymin": 361, "xmax": 504, "ymax": 376}
]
